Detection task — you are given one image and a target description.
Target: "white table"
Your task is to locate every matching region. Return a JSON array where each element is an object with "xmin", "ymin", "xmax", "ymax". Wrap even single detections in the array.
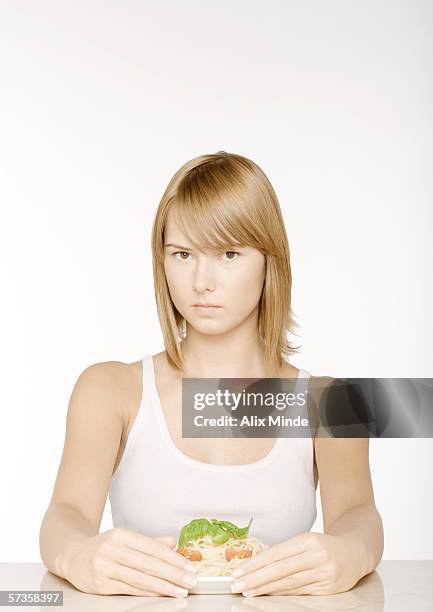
[{"xmin": 0, "ymin": 561, "xmax": 432, "ymax": 611}]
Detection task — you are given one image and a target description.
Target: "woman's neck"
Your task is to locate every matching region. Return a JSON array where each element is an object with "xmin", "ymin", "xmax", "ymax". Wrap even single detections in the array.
[{"xmin": 179, "ymin": 340, "xmax": 269, "ymax": 378}]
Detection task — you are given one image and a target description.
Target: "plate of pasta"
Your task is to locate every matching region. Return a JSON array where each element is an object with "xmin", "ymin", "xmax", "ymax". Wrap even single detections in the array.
[{"xmin": 175, "ymin": 517, "xmax": 267, "ymax": 594}]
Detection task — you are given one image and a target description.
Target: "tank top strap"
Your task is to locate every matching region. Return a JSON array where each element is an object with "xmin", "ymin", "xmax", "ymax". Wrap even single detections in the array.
[
  {"xmin": 297, "ymin": 367, "xmax": 310, "ymax": 376},
  {"xmin": 141, "ymin": 354, "xmax": 154, "ymax": 388}
]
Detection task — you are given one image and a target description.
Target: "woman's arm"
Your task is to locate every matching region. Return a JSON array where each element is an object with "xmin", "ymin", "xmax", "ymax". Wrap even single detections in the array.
[
  {"xmin": 39, "ymin": 504, "xmax": 98, "ymax": 577},
  {"xmin": 230, "ymin": 436, "xmax": 384, "ymax": 595},
  {"xmin": 316, "ymin": 436, "xmax": 384, "ymax": 576},
  {"xmin": 326, "ymin": 502, "xmax": 384, "ymax": 575},
  {"xmin": 39, "ymin": 361, "xmax": 127, "ymax": 575}
]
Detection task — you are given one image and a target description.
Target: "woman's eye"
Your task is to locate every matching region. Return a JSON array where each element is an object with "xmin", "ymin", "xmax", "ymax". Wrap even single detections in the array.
[
  {"xmin": 173, "ymin": 251, "xmax": 191, "ymax": 260},
  {"xmin": 224, "ymin": 251, "xmax": 239, "ymax": 260}
]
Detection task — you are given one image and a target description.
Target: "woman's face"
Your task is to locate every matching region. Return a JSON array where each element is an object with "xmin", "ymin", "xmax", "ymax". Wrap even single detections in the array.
[{"xmin": 163, "ymin": 211, "xmax": 266, "ymax": 337}]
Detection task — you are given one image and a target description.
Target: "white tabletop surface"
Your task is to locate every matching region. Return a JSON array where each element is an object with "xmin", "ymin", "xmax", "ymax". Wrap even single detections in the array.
[{"xmin": 0, "ymin": 561, "xmax": 432, "ymax": 611}]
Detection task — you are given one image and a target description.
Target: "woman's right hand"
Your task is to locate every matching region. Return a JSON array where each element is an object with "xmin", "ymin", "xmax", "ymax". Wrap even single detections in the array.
[{"xmin": 58, "ymin": 527, "xmax": 198, "ymax": 597}]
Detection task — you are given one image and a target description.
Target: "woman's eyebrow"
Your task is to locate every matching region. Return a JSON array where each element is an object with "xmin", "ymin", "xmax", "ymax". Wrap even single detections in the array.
[
  {"xmin": 164, "ymin": 242, "xmax": 243, "ymax": 251},
  {"xmin": 164, "ymin": 243, "xmax": 193, "ymax": 250}
]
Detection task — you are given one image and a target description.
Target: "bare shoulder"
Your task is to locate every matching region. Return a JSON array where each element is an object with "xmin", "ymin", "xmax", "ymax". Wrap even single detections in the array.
[
  {"xmin": 75, "ymin": 359, "xmax": 143, "ymax": 426},
  {"xmin": 78, "ymin": 359, "xmax": 141, "ymax": 391}
]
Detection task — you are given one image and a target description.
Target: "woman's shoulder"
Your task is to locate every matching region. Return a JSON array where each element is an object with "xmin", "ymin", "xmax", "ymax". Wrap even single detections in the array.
[
  {"xmin": 82, "ymin": 358, "xmax": 142, "ymax": 385},
  {"xmin": 79, "ymin": 359, "xmax": 143, "ymax": 425}
]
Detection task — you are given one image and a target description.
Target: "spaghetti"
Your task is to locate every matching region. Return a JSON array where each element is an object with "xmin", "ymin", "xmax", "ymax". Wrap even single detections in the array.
[{"xmin": 176, "ymin": 517, "xmax": 267, "ymax": 577}]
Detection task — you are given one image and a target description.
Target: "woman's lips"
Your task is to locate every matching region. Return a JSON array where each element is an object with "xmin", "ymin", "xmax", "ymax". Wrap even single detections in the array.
[{"xmin": 193, "ymin": 305, "xmax": 221, "ymax": 311}]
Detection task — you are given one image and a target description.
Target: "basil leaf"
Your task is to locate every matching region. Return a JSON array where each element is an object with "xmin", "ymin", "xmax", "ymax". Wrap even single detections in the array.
[{"xmin": 178, "ymin": 517, "xmax": 254, "ymax": 547}]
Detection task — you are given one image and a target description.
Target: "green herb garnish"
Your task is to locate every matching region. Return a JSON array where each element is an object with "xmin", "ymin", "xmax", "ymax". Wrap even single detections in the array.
[{"xmin": 178, "ymin": 517, "xmax": 253, "ymax": 548}]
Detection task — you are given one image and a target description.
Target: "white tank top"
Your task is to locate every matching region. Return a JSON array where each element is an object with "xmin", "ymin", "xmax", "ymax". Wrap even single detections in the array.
[{"xmin": 109, "ymin": 355, "xmax": 317, "ymax": 547}]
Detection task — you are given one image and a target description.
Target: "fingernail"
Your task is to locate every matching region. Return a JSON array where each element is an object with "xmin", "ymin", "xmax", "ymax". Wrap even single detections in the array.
[
  {"xmin": 231, "ymin": 580, "xmax": 245, "ymax": 592},
  {"xmin": 183, "ymin": 575, "xmax": 198, "ymax": 587},
  {"xmin": 174, "ymin": 587, "xmax": 188, "ymax": 597},
  {"xmin": 184, "ymin": 563, "xmax": 197, "ymax": 573},
  {"xmin": 232, "ymin": 567, "xmax": 244, "ymax": 578}
]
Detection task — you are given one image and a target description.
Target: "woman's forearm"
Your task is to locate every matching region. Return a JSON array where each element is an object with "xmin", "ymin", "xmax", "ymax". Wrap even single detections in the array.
[
  {"xmin": 39, "ymin": 503, "xmax": 98, "ymax": 578},
  {"xmin": 326, "ymin": 502, "xmax": 384, "ymax": 577}
]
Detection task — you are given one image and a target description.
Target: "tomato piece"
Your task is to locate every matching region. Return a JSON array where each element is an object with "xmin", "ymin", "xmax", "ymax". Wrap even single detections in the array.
[
  {"xmin": 225, "ymin": 547, "xmax": 253, "ymax": 561},
  {"xmin": 177, "ymin": 547, "xmax": 202, "ymax": 561}
]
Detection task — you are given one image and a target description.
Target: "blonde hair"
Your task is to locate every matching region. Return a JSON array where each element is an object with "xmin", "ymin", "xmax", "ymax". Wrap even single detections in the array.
[{"xmin": 151, "ymin": 150, "xmax": 300, "ymax": 376}]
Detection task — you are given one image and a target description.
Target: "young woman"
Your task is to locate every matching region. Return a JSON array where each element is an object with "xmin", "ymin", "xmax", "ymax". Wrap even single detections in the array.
[{"xmin": 39, "ymin": 151, "xmax": 384, "ymax": 598}]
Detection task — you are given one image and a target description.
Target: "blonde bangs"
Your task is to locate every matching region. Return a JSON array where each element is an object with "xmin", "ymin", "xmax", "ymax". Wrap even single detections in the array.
[{"xmin": 168, "ymin": 163, "xmax": 271, "ymax": 256}]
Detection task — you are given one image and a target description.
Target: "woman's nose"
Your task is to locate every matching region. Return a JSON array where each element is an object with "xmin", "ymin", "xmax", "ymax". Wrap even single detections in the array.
[{"xmin": 193, "ymin": 259, "xmax": 216, "ymax": 292}]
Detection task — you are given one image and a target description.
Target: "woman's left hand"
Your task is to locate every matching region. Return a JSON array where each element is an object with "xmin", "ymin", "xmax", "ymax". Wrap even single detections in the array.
[{"xmin": 230, "ymin": 531, "xmax": 368, "ymax": 596}]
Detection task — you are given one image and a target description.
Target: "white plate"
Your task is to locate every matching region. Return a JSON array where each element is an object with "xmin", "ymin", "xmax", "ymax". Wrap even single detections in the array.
[{"xmin": 189, "ymin": 575, "xmax": 235, "ymax": 595}]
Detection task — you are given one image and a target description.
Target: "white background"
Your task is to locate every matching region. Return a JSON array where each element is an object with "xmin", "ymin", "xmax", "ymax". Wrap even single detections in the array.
[{"xmin": 0, "ymin": 0, "xmax": 432, "ymax": 561}]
